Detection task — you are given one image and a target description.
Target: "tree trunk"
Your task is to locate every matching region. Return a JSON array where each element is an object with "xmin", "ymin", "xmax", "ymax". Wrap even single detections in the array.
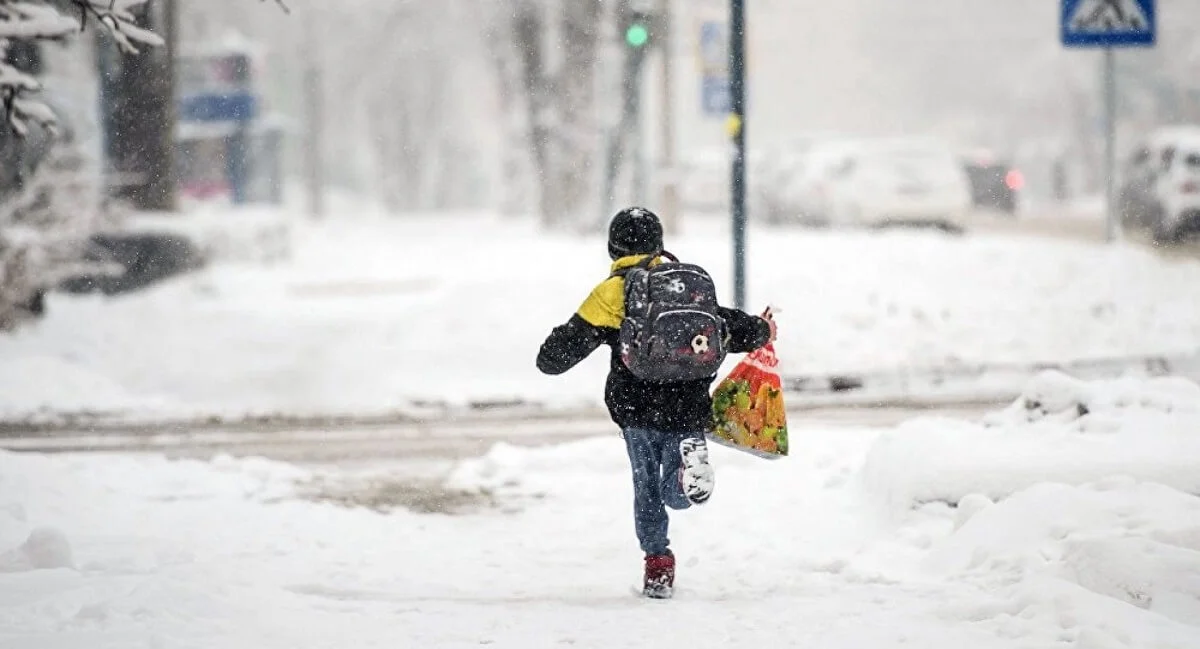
[
  {"xmin": 507, "ymin": 0, "xmax": 607, "ymax": 228},
  {"xmin": 486, "ymin": 23, "xmax": 533, "ymax": 218},
  {"xmin": 552, "ymin": 0, "xmax": 603, "ymax": 226},
  {"xmin": 512, "ymin": 4, "xmax": 554, "ymax": 226},
  {"xmin": 114, "ymin": 0, "xmax": 177, "ymax": 212}
]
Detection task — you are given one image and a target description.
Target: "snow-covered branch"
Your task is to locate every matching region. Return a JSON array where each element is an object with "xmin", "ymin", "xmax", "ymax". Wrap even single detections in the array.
[{"xmin": 0, "ymin": 0, "xmax": 163, "ymax": 134}]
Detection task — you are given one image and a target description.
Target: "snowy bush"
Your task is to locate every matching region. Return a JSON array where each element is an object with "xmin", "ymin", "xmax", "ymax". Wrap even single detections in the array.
[
  {"xmin": 0, "ymin": 0, "xmax": 163, "ymax": 329},
  {"xmin": 0, "ymin": 135, "xmax": 120, "ymax": 329}
]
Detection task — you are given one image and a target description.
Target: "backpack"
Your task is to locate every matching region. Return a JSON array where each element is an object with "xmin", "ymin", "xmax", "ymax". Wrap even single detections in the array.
[{"xmin": 613, "ymin": 251, "xmax": 728, "ymax": 382}]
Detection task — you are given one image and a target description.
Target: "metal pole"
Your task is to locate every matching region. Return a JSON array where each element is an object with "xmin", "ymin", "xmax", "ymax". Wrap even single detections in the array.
[
  {"xmin": 1103, "ymin": 46, "xmax": 1119, "ymax": 243},
  {"xmin": 304, "ymin": 2, "xmax": 326, "ymax": 219},
  {"xmin": 658, "ymin": 0, "xmax": 680, "ymax": 235},
  {"xmin": 601, "ymin": 131, "xmax": 619, "ymax": 224},
  {"xmin": 730, "ymin": 0, "xmax": 747, "ymax": 309},
  {"xmin": 633, "ymin": 105, "xmax": 647, "ymax": 202}
]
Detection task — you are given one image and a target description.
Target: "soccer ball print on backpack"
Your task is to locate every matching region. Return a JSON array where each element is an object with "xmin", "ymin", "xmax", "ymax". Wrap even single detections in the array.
[{"xmin": 613, "ymin": 251, "xmax": 728, "ymax": 382}]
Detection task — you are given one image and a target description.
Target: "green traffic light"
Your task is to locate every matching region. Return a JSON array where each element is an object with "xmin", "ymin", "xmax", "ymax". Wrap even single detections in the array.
[{"xmin": 625, "ymin": 23, "xmax": 649, "ymax": 47}]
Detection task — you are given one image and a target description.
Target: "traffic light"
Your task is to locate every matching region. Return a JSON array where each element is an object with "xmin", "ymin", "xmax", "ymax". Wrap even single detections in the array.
[
  {"xmin": 625, "ymin": 22, "xmax": 650, "ymax": 48},
  {"xmin": 623, "ymin": 9, "xmax": 655, "ymax": 50}
]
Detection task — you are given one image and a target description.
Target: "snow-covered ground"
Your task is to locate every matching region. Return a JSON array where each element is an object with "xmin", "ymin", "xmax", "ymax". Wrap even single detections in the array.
[
  {"xmin": 2, "ymin": 373, "xmax": 1199, "ymax": 648},
  {"xmin": 2, "ymin": 210, "xmax": 1199, "ymax": 422}
]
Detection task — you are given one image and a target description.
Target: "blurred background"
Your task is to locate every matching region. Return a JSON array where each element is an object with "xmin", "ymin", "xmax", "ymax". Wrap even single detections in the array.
[
  {"xmin": 3, "ymin": 0, "xmax": 1200, "ymax": 432},
  {"xmin": 9, "ymin": 1, "xmax": 1200, "ymax": 219}
]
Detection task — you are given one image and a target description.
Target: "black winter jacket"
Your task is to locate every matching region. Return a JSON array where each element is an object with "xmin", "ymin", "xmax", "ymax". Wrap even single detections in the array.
[{"xmin": 536, "ymin": 254, "xmax": 772, "ymax": 433}]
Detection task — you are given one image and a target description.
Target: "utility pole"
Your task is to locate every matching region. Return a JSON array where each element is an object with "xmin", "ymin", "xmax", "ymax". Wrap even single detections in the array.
[
  {"xmin": 730, "ymin": 0, "xmax": 747, "ymax": 309},
  {"xmin": 657, "ymin": 0, "xmax": 679, "ymax": 235},
  {"xmin": 303, "ymin": 1, "xmax": 326, "ymax": 219},
  {"xmin": 1102, "ymin": 47, "xmax": 1119, "ymax": 243}
]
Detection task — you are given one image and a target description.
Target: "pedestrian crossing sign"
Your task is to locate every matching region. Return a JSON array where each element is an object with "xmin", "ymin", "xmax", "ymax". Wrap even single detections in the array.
[{"xmin": 1061, "ymin": 0, "xmax": 1155, "ymax": 47}]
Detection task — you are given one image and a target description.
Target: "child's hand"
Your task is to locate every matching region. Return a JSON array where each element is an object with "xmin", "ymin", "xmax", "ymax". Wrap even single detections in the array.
[{"xmin": 761, "ymin": 307, "xmax": 777, "ymax": 344}]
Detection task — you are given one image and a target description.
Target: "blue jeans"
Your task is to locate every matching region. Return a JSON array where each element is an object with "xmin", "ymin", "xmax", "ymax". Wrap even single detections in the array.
[{"xmin": 623, "ymin": 427, "xmax": 697, "ymax": 556}]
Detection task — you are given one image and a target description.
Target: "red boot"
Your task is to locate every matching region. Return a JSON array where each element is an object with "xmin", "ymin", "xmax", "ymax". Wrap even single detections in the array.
[{"xmin": 643, "ymin": 553, "xmax": 675, "ymax": 599}]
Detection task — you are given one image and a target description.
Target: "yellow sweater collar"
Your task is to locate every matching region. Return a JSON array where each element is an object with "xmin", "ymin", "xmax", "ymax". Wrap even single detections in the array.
[{"xmin": 610, "ymin": 254, "xmax": 661, "ymax": 273}]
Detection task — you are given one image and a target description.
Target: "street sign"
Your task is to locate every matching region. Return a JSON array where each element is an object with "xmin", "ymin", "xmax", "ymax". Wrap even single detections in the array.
[
  {"xmin": 702, "ymin": 76, "xmax": 730, "ymax": 116},
  {"xmin": 699, "ymin": 20, "xmax": 729, "ymax": 117},
  {"xmin": 1060, "ymin": 0, "xmax": 1155, "ymax": 244},
  {"xmin": 699, "ymin": 21, "xmax": 727, "ymax": 73},
  {"xmin": 1061, "ymin": 0, "xmax": 1155, "ymax": 48},
  {"xmin": 179, "ymin": 92, "xmax": 257, "ymax": 123}
]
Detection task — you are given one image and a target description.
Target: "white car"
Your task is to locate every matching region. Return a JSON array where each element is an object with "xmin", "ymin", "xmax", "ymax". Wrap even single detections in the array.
[
  {"xmin": 1118, "ymin": 125, "xmax": 1200, "ymax": 243},
  {"xmin": 750, "ymin": 138, "xmax": 827, "ymax": 225},
  {"xmin": 791, "ymin": 138, "xmax": 973, "ymax": 230}
]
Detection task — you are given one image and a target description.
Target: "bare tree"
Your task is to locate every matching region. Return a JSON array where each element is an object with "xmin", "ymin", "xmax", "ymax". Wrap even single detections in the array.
[
  {"xmin": 501, "ymin": 0, "xmax": 605, "ymax": 227},
  {"xmin": 351, "ymin": 2, "xmax": 481, "ymax": 212},
  {"xmin": 485, "ymin": 16, "xmax": 535, "ymax": 218},
  {"xmin": 181, "ymin": 0, "xmax": 490, "ymax": 213},
  {"xmin": 553, "ymin": 0, "xmax": 603, "ymax": 223}
]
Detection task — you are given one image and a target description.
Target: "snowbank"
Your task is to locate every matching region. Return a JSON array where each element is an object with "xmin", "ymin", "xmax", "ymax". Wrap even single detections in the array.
[
  {"xmin": 2, "ymin": 212, "xmax": 1200, "ymax": 422},
  {"xmin": 862, "ymin": 371, "xmax": 1200, "ymax": 509},
  {"xmin": 928, "ymin": 480, "xmax": 1200, "ymax": 643},
  {"xmin": 127, "ymin": 207, "xmax": 293, "ymax": 264},
  {"xmin": 2, "ymin": 379, "xmax": 1200, "ymax": 647},
  {"xmin": 0, "ymin": 527, "xmax": 74, "ymax": 572}
]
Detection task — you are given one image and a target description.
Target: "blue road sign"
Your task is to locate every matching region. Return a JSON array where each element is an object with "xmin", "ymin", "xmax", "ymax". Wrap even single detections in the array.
[
  {"xmin": 699, "ymin": 20, "xmax": 730, "ymax": 117},
  {"xmin": 699, "ymin": 20, "xmax": 727, "ymax": 73},
  {"xmin": 1061, "ymin": 0, "xmax": 1155, "ymax": 47},
  {"xmin": 179, "ymin": 92, "xmax": 257, "ymax": 123},
  {"xmin": 702, "ymin": 75, "xmax": 730, "ymax": 116}
]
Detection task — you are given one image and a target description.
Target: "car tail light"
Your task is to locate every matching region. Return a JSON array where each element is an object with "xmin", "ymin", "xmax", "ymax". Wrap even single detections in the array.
[
  {"xmin": 1005, "ymin": 170, "xmax": 1025, "ymax": 191},
  {"xmin": 1181, "ymin": 180, "xmax": 1200, "ymax": 194}
]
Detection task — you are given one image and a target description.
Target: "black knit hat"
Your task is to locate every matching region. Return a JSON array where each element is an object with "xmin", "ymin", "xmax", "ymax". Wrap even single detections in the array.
[{"xmin": 608, "ymin": 207, "xmax": 664, "ymax": 260}]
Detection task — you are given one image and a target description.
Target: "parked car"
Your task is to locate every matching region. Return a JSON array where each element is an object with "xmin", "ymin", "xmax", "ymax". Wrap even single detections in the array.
[
  {"xmin": 1117, "ymin": 125, "xmax": 1200, "ymax": 243},
  {"xmin": 961, "ymin": 153, "xmax": 1022, "ymax": 215},
  {"xmin": 789, "ymin": 137, "xmax": 972, "ymax": 230},
  {"xmin": 749, "ymin": 134, "xmax": 834, "ymax": 226}
]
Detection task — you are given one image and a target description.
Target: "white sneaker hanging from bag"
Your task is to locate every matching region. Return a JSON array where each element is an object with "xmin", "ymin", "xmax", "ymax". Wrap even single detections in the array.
[{"xmin": 679, "ymin": 437, "xmax": 715, "ymax": 505}]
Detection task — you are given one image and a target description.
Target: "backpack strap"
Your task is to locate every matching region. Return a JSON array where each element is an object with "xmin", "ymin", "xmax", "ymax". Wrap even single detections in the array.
[{"xmin": 609, "ymin": 250, "xmax": 679, "ymax": 278}]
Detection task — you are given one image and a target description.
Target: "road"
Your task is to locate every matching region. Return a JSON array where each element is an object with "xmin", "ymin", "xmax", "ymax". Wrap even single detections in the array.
[
  {"xmin": 0, "ymin": 403, "xmax": 999, "ymax": 463},
  {"xmin": 962, "ymin": 208, "xmax": 1200, "ymax": 260},
  {"xmin": 0, "ymin": 402, "xmax": 1003, "ymax": 516}
]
